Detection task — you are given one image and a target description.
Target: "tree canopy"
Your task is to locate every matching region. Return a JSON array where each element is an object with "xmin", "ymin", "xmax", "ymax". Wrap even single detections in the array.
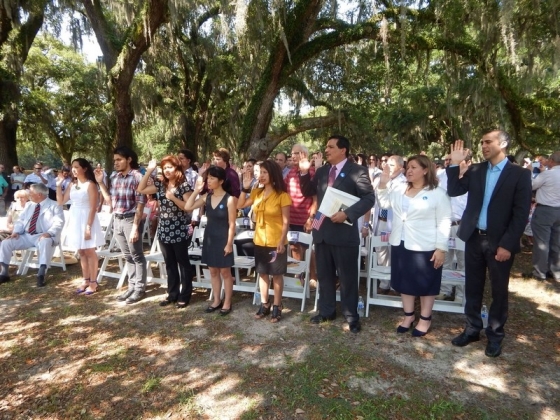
[{"xmin": 2, "ymin": 0, "xmax": 558, "ymax": 167}]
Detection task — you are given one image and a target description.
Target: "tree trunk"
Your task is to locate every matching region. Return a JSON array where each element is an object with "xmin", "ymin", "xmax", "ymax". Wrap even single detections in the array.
[
  {"xmin": 239, "ymin": 0, "xmax": 380, "ymax": 159},
  {"xmin": 0, "ymin": 1, "xmax": 46, "ymax": 168},
  {"xmin": 82, "ymin": 0, "xmax": 169, "ymax": 150}
]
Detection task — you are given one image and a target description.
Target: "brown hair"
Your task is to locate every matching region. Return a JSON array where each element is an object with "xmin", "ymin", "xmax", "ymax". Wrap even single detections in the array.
[
  {"xmin": 407, "ymin": 155, "xmax": 438, "ymax": 190},
  {"xmin": 213, "ymin": 148, "xmax": 230, "ymax": 165},
  {"xmin": 160, "ymin": 155, "xmax": 186, "ymax": 189}
]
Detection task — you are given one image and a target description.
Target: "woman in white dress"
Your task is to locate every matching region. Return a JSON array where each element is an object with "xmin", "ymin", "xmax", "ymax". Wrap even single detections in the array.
[{"xmin": 56, "ymin": 158, "xmax": 105, "ymax": 294}]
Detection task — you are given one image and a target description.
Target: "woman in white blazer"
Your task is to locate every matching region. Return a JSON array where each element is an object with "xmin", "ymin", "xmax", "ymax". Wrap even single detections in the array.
[{"xmin": 377, "ymin": 155, "xmax": 451, "ymax": 337}]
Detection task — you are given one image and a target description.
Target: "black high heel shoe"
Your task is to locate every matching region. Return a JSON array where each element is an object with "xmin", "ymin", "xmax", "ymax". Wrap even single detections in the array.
[
  {"xmin": 412, "ymin": 314, "xmax": 432, "ymax": 337},
  {"xmin": 204, "ymin": 301, "xmax": 223, "ymax": 313},
  {"xmin": 396, "ymin": 311, "xmax": 415, "ymax": 333},
  {"xmin": 254, "ymin": 301, "xmax": 271, "ymax": 319},
  {"xmin": 270, "ymin": 305, "xmax": 282, "ymax": 323}
]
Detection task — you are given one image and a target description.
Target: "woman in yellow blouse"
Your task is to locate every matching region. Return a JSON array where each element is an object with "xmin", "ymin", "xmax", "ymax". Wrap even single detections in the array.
[{"xmin": 238, "ymin": 160, "xmax": 291, "ymax": 322}]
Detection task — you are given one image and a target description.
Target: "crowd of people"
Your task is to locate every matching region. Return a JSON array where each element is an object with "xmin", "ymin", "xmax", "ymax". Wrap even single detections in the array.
[{"xmin": 0, "ymin": 130, "xmax": 558, "ymax": 358}]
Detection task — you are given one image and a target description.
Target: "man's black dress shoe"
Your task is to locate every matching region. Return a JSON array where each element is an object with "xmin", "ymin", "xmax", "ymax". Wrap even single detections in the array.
[
  {"xmin": 310, "ymin": 314, "xmax": 336, "ymax": 324},
  {"xmin": 126, "ymin": 291, "xmax": 146, "ymax": 304},
  {"xmin": 485, "ymin": 341, "xmax": 502, "ymax": 358},
  {"xmin": 349, "ymin": 322, "xmax": 361, "ymax": 334},
  {"xmin": 36, "ymin": 275, "xmax": 46, "ymax": 287},
  {"xmin": 0, "ymin": 275, "xmax": 10, "ymax": 284},
  {"xmin": 451, "ymin": 331, "xmax": 480, "ymax": 347}
]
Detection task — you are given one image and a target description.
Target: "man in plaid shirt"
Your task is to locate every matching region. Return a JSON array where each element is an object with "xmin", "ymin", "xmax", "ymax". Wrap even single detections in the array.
[{"xmin": 97, "ymin": 146, "xmax": 147, "ymax": 304}]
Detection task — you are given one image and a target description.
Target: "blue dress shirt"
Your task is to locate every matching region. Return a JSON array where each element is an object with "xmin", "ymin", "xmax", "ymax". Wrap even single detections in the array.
[{"xmin": 477, "ymin": 158, "xmax": 509, "ymax": 230}]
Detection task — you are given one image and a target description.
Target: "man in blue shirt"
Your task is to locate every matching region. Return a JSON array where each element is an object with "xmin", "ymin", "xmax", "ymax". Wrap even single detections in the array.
[{"xmin": 446, "ymin": 130, "xmax": 532, "ymax": 357}]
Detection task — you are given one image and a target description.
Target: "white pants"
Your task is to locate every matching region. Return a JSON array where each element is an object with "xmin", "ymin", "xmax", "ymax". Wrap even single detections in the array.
[{"xmin": 1, "ymin": 233, "xmax": 56, "ymax": 267}]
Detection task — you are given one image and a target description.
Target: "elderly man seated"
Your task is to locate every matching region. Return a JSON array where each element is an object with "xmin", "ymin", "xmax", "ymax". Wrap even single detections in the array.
[{"xmin": 0, "ymin": 184, "xmax": 64, "ymax": 287}]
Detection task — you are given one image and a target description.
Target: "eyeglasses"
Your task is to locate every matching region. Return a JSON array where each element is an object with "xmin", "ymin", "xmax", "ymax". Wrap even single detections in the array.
[{"xmin": 34, "ymin": 167, "xmax": 42, "ymax": 170}]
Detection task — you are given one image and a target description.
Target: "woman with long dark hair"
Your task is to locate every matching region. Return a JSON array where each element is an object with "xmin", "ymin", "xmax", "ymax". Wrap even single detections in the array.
[
  {"xmin": 238, "ymin": 160, "xmax": 291, "ymax": 323},
  {"xmin": 56, "ymin": 158, "xmax": 105, "ymax": 294},
  {"xmin": 138, "ymin": 156, "xmax": 193, "ymax": 308},
  {"xmin": 185, "ymin": 166, "xmax": 236, "ymax": 315}
]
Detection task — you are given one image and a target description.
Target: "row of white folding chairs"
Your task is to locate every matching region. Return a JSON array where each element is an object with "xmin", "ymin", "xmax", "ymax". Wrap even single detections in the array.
[
  {"xmin": 364, "ymin": 234, "xmax": 467, "ymax": 316},
  {"xmin": 137, "ymin": 228, "xmax": 314, "ymax": 311}
]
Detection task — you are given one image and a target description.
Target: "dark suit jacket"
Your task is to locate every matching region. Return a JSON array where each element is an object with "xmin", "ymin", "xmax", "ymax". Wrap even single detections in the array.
[
  {"xmin": 301, "ymin": 161, "xmax": 375, "ymax": 246},
  {"xmin": 446, "ymin": 161, "xmax": 532, "ymax": 254}
]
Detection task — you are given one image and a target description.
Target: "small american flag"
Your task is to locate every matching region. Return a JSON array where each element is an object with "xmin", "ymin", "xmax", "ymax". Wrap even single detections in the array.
[{"xmin": 311, "ymin": 211, "xmax": 326, "ymax": 231}]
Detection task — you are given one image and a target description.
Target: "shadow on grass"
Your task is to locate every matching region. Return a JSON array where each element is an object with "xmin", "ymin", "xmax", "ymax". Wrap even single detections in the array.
[{"xmin": 0, "ymin": 250, "xmax": 558, "ymax": 419}]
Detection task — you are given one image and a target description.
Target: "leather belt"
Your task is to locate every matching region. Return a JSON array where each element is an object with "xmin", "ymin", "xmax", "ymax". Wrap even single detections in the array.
[
  {"xmin": 451, "ymin": 220, "xmax": 461, "ymax": 227},
  {"xmin": 476, "ymin": 229, "xmax": 487, "ymax": 235},
  {"xmin": 114, "ymin": 213, "xmax": 135, "ymax": 220},
  {"xmin": 378, "ymin": 216, "xmax": 388, "ymax": 222}
]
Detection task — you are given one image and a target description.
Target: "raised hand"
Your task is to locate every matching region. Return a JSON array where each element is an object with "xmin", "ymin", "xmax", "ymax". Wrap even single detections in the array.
[
  {"xmin": 378, "ymin": 165, "xmax": 391, "ymax": 188},
  {"xmin": 55, "ymin": 173, "xmax": 65, "ymax": 187},
  {"xmin": 147, "ymin": 158, "xmax": 157, "ymax": 171},
  {"xmin": 313, "ymin": 152, "xmax": 323, "ymax": 168},
  {"xmin": 242, "ymin": 170, "xmax": 253, "ymax": 189},
  {"xmin": 298, "ymin": 157, "xmax": 311, "ymax": 174},
  {"xmin": 450, "ymin": 140, "xmax": 470, "ymax": 165},
  {"xmin": 198, "ymin": 162, "xmax": 209, "ymax": 176},
  {"xmin": 194, "ymin": 176, "xmax": 205, "ymax": 193},
  {"xmin": 94, "ymin": 168, "xmax": 104, "ymax": 184}
]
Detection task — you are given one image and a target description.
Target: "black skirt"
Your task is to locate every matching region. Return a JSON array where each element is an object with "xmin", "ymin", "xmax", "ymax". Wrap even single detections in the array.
[
  {"xmin": 390, "ymin": 241, "xmax": 442, "ymax": 296},
  {"xmin": 254, "ymin": 245, "xmax": 288, "ymax": 275}
]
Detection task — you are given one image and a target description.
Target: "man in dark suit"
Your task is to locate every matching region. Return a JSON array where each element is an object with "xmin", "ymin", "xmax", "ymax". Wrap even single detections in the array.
[
  {"xmin": 446, "ymin": 131, "xmax": 532, "ymax": 357},
  {"xmin": 300, "ymin": 135, "xmax": 375, "ymax": 333}
]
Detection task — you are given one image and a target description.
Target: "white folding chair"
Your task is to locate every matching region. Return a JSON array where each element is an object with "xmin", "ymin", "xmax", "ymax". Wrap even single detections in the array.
[
  {"xmin": 281, "ymin": 231, "xmax": 313, "ymax": 311},
  {"xmin": 190, "ymin": 227, "xmax": 213, "ymax": 293},
  {"xmin": 145, "ymin": 238, "xmax": 167, "ymax": 286},
  {"xmin": 141, "ymin": 207, "xmax": 152, "ymax": 245},
  {"xmin": 364, "ymin": 235, "xmax": 397, "ymax": 316},
  {"xmin": 235, "ymin": 217, "xmax": 252, "ymax": 233},
  {"xmin": 97, "ymin": 211, "xmax": 114, "ymax": 244},
  {"xmin": 436, "ymin": 237, "xmax": 466, "ymax": 314},
  {"xmin": 17, "ymin": 242, "xmax": 66, "ymax": 275},
  {"xmin": 231, "ymin": 230, "xmax": 257, "ymax": 297},
  {"xmin": 96, "ymin": 235, "xmax": 127, "ymax": 288}
]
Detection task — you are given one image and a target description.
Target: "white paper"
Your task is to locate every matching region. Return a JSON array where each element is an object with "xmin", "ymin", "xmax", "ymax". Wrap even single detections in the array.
[{"xmin": 318, "ymin": 187, "xmax": 360, "ymax": 226}]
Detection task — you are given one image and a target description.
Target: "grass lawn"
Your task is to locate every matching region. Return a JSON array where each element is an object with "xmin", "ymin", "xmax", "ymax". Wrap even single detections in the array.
[{"xmin": 0, "ymin": 248, "xmax": 558, "ymax": 419}]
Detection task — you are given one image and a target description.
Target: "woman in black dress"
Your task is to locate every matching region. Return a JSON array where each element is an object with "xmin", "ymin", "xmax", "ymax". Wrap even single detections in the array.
[
  {"xmin": 138, "ymin": 156, "xmax": 193, "ymax": 308},
  {"xmin": 184, "ymin": 166, "xmax": 236, "ymax": 315}
]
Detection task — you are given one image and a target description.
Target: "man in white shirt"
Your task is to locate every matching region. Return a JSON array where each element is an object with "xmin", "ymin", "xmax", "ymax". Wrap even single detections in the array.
[
  {"xmin": 24, "ymin": 162, "xmax": 49, "ymax": 189},
  {"xmin": 530, "ymin": 151, "xmax": 560, "ymax": 281}
]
